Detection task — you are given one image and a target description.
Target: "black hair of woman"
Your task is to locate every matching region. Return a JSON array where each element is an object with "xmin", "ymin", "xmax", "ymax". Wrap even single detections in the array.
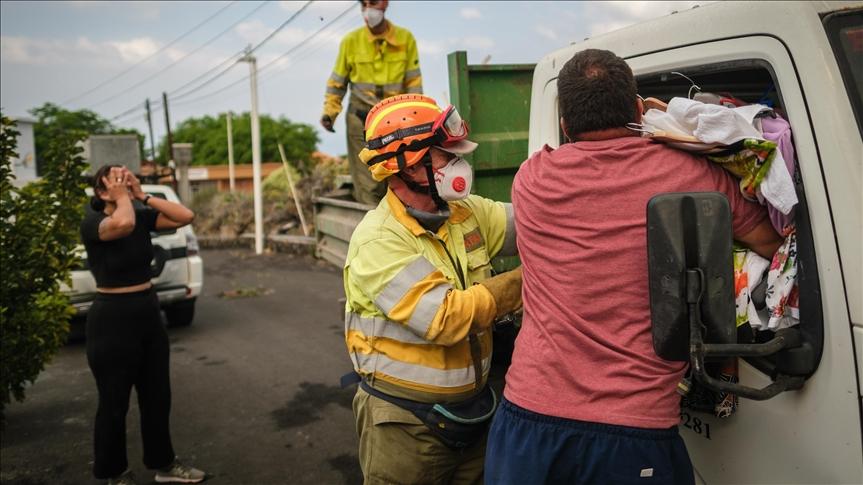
[{"xmin": 90, "ymin": 164, "xmax": 123, "ymax": 212}]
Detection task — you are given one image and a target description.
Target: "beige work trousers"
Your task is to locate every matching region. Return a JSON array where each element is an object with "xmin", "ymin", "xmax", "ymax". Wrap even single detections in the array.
[
  {"xmin": 346, "ymin": 107, "xmax": 386, "ymax": 206},
  {"xmin": 353, "ymin": 387, "xmax": 486, "ymax": 485}
]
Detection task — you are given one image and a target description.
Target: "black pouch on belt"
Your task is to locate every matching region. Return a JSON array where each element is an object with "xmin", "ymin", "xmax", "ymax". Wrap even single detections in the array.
[{"xmin": 359, "ymin": 380, "xmax": 497, "ymax": 449}]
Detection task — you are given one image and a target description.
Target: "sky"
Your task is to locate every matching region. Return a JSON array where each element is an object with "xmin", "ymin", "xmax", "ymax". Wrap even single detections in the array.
[{"xmin": 0, "ymin": 0, "xmax": 704, "ymax": 159}]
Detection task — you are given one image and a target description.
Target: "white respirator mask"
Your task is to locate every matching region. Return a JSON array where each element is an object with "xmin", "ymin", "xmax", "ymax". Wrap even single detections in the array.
[
  {"xmin": 433, "ymin": 157, "xmax": 473, "ymax": 201},
  {"xmin": 363, "ymin": 8, "xmax": 385, "ymax": 28}
]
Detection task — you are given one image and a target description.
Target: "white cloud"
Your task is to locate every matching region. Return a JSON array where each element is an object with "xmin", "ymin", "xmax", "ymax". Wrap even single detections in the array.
[
  {"xmin": 460, "ymin": 7, "xmax": 482, "ymax": 19},
  {"xmin": 535, "ymin": 25, "xmax": 558, "ymax": 41},
  {"xmin": 109, "ymin": 37, "xmax": 159, "ymax": 63},
  {"xmin": 0, "ymin": 34, "xmax": 211, "ymax": 69},
  {"xmin": 1, "ymin": 36, "xmax": 102, "ymax": 65}
]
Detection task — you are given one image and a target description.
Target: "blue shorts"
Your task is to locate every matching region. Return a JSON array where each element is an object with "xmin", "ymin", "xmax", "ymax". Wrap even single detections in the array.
[{"xmin": 485, "ymin": 398, "xmax": 694, "ymax": 485}]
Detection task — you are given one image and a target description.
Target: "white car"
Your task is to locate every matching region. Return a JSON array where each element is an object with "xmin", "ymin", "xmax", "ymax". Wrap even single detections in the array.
[{"xmin": 62, "ymin": 184, "xmax": 203, "ymax": 331}]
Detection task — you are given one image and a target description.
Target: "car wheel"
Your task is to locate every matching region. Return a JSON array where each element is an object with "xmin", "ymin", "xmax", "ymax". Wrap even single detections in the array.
[{"xmin": 165, "ymin": 298, "xmax": 196, "ymax": 327}]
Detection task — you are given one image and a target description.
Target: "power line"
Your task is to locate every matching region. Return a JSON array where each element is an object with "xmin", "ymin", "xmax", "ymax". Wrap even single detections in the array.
[
  {"xmin": 171, "ymin": 2, "xmax": 354, "ymax": 109},
  {"xmin": 85, "ymin": 1, "xmax": 269, "ymax": 110},
  {"xmin": 113, "ymin": 101, "xmax": 161, "ymax": 124},
  {"xmin": 62, "ymin": 1, "xmax": 238, "ymax": 107},
  {"xmin": 167, "ymin": 48, "xmax": 246, "ymax": 97},
  {"xmin": 247, "ymin": 0, "xmax": 313, "ymax": 55},
  {"xmin": 107, "ymin": 2, "xmax": 269, "ymax": 123},
  {"xmin": 168, "ymin": 0, "xmax": 315, "ymax": 102}
]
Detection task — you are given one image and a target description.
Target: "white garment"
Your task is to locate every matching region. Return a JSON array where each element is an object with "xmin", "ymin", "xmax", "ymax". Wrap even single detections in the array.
[
  {"xmin": 757, "ymin": 148, "xmax": 797, "ymax": 215},
  {"xmin": 642, "ymin": 97, "xmax": 798, "ymax": 215},
  {"xmin": 735, "ymin": 250, "xmax": 770, "ymax": 330},
  {"xmin": 665, "ymin": 97, "xmax": 770, "ymax": 144}
]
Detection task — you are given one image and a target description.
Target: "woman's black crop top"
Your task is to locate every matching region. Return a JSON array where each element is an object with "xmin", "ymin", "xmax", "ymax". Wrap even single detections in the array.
[{"xmin": 80, "ymin": 206, "xmax": 159, "ymax": 288}]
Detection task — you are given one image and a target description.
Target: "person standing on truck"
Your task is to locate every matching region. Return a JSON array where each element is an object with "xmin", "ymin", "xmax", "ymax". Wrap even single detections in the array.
[
  {"xmin": 320, "ymin": 0, "xmax": 422, "ymax": 206},
  {"xmin": 81, "ymin": 165, "xmax": 204, "ymax": 485},
  {"xmin": 484, "ymin": 49, "xmax": 783, "ymax": 485},
  {"xmin": 343, "ymin": 94, "xmax": 522, "ymax": 484}
]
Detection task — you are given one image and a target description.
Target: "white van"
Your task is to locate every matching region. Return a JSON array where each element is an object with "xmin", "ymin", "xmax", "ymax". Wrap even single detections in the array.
[
  {"xmin": 62, "ymin": 184, "xmax": 204, "ymax": 331},
  {"xmin": 525, "ymin": 1, "xmax": 862, "ymax": 483}
]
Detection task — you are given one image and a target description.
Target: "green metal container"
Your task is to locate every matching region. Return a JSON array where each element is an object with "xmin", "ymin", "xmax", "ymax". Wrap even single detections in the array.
[
  {"xmin": 448, "ymin": 51, "xmax": 535, "ymax": 271},
  {"xmin": 447, "ymin": 51, "xmax": 535, "ymax": 203}
]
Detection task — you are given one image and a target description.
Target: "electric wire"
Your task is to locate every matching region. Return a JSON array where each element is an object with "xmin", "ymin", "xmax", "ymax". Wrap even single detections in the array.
[
  {"xmin": 85, "ymin": 1, "xmax": 269, "ymax": 110},
  {"xmin": 61, "ymin": 1, "xmax": 238, "ymax": 106},
  {"xmin": 168, "ymin": 0, "xmax": 314, "ymax": 102},
  {"xmin": 170, "ymin": 2, "xmax": 355, "ymax": 109}
]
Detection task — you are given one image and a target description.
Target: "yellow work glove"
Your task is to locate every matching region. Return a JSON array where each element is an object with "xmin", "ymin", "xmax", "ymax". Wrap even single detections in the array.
[{"xmin": 479, "ymin": 266, "xmax": 523, "ymax": 318}]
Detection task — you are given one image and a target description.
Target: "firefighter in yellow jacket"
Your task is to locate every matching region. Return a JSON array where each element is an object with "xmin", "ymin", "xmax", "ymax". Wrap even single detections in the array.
[
  {"xmin": 343, "ymin": 94, "xmax": 522, "ymax": 484},
  {"xmin": 321, "ymin": 0, "xmax": 422, "ymax": 206}
]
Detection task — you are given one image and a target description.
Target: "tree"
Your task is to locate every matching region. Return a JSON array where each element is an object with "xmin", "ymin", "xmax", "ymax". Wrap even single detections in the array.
[
  {"xmin": 29, "ymin": 102, "xmax": 146, "ymax": 172},
  {"xmin": 0, "ymin": 113, "xmax": 88, "ymax": 427},
  {"xmin": 161, "ymin": 113, "xmax": 319, "ymax": 175}
]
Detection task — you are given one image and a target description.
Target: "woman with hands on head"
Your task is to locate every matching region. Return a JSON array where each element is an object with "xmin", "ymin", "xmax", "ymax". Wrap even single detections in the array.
[{"xmin": 81, "ymin": 165, "xmax": 204, "ymax": 485}]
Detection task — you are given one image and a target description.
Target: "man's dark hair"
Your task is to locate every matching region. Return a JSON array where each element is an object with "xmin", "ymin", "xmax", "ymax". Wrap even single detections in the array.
[{"xmin": 557, "ymin": 49, "xmax": 638, "ymax": 139}]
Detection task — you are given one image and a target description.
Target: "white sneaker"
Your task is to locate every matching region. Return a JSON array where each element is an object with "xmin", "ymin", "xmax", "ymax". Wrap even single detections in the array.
[{"xmin": 154, "ymin": 459, "xmax": 206, "ymax": 483}]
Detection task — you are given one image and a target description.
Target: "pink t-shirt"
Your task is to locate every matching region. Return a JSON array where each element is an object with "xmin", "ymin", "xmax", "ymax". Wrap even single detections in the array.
[{"xmin": 506, "ymin": 137, "xmax": 768, "ymax": 429}]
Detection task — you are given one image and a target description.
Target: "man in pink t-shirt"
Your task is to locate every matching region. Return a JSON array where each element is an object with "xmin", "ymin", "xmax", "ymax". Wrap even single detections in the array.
[{"xmin": 484, "ymin": 49, "xmax": 782, "ymax": 485}]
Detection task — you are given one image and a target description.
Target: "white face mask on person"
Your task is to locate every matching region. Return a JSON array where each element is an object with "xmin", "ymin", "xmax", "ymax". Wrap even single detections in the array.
[
  {"xmin": 433, "ymin": 157, "xmax": 473, "ymax": 201},
  {"xmin": 363, "ymin": 8, "xmax": 385, "ymax": 28}
]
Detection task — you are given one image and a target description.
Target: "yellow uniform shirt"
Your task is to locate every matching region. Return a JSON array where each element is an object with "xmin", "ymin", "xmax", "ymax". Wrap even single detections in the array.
[
  {"xmin": 323, "ymin": 21, "xmax": 422, "ymax": 121},
  {"xmin": 344, "ymin": 190, "xmax": 516, "ymax": 403}
]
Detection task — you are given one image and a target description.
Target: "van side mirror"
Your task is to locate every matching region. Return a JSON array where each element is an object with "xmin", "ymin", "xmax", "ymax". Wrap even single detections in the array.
[{"xmin": 646, "ymin": 193, "xmax": 805, "ymax": 401}]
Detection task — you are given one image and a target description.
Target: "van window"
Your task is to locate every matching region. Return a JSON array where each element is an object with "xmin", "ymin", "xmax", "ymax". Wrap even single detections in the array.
[
  {"xmin": 823, "ymin": 9, "xmax": 863, "ymax": 139},
  {"xmin": 633, "ymin": 60, "xmax": 823, "ymax": 379},
  {"xmin": 636, "ymin": 60, "xmax": 784, "ymax": 112}
]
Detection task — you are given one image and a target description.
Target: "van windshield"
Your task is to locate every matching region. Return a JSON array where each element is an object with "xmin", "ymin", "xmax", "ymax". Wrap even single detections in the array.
[{"xmin": 824, "ymin": 9, "xmax": 863, "ymax": 140}]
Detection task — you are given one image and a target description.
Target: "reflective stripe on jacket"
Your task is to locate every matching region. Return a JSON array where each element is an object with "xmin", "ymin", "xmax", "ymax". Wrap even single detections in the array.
[
  {"xmin": 323, "ymin": 22, "xmax": 422, "ymax": 121},
  {"xmin": 344, "ymin": 190, "xmax": 516, "ymax": 403}
]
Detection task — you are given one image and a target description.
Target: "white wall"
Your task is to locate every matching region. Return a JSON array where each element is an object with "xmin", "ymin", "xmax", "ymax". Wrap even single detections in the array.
[{"xmin": 10, "ymin": 117, "xmax": 37, "ymax": 187}]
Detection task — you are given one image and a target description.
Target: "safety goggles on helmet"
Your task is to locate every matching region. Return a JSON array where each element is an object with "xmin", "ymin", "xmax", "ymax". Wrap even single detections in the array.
[
  {"xmin": 365, "ymin": 105, "xmax": 468, "ymax": 151},
  {"xmin": 432, "ymin": 105, "xmax": 468, "ymax": 145}
]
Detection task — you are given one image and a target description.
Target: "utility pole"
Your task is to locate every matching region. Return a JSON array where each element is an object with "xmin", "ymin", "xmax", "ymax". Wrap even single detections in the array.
[
  {"xmin": 145, "ymin": 98, "xmax": 156, "ymax": 161},
  {"xmin": 240, "ymin": 48, "xmax": 263, "ymax": 255},
  {"xmin": 226, "ymin": 111, "xmax": 236, "ymax": 193},
  {"xmin": 162, "ymin": 91, "xmax": 177, "ymax": 190}
]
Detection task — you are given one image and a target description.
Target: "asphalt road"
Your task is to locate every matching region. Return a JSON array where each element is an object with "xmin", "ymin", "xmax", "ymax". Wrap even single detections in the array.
[{"xmin": 1, "ymin": 249, "xmax": 363, "ymax": 485}]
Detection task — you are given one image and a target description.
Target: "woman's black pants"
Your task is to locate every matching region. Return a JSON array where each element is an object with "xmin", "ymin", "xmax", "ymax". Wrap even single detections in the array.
[{"xmin": 86, "ymin": 289, "xmax": 175, "ymax": 479}]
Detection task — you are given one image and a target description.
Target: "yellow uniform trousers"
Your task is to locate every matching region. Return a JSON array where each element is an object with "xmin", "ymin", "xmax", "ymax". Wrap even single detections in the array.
[{"xmin": 346, "ymin": 104, "xmax": 386, "ymax": 206}]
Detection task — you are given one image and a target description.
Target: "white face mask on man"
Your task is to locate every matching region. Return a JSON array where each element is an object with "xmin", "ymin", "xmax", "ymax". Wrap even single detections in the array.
[
  {"xmin": 363, "ymin": 7, "xmax": 385, "ymax": 28},
  {"xmin": 433, "ymin": 157, "xmax": 473, "ymax": 201}
]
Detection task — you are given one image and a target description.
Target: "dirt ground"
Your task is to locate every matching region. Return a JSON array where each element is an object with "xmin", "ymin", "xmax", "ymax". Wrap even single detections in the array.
[{"xmin": 1, "ymin": 249, "xmax": 363, "ymax": 485}]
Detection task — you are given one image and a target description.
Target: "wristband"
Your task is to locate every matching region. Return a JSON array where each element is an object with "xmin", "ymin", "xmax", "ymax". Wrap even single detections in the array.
[{"xmin": 143, "ymin": 195, "xmax": 152, "ymax": 206}]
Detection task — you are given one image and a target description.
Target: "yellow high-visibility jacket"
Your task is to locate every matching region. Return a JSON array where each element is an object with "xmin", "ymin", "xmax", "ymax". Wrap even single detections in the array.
[
  {"xmin": 344, "ymin": 190, "xmax": 516, "ymax": 404},
  {"xmin": 323, "ymin": 22, "xmax": 422, "ymax": 121}
]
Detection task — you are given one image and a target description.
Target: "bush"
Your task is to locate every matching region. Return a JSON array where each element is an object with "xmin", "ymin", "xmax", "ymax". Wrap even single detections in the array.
[{"xmin": 0, "ymin": 114, "xmax": 88, "ymax": 427}]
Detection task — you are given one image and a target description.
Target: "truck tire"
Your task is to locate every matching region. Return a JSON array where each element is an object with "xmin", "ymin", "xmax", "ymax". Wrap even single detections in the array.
[{"xmin": 165, "ymin": 298, "xmax": 196, "ymax": 327}]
